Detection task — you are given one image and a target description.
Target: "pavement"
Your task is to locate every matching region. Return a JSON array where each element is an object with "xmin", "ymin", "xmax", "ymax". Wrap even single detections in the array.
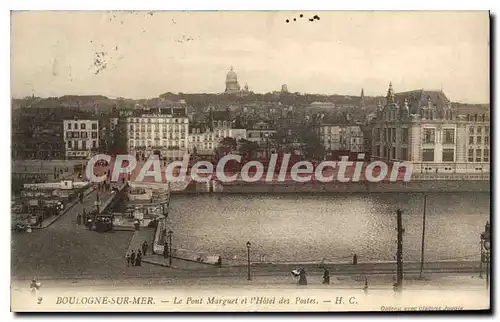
[
  {"xmin": 11, "ymin": 184, "xmax": 169, "ymax": 281},
  {"xmin": 32, "ymin": 185, "xmax": 96, "ymax": 229}
]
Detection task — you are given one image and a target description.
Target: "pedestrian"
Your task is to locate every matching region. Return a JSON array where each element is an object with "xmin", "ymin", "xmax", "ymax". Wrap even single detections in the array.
[
  {"xmin": 136, "ymin": 250, "xmax": 142, "ymax": 266},
  {"xmin": 352, "ymin": 254, "xmax": 358, "ymax": 265},
  {"xmin": 126, "ymin": 253, "xmax": 131, "ymax": 267},
  {"xmin": 130, "ymin": 251, "xmax": 136, "ymax": 266},
  {"xmin": 322, "ymin": 267, "xmax": 330, "ymax": 285},
  {"xmin": 76, "ymin": 213, "xmax": 82, "ymax": 225},
  {"xmin": 217, "ymin": 256, "xmax": 222, "ymax": 267},
  {"xmin": 298, "ymin": 268, "xmax": 307, "ymax": 285},
  {"xmin": 142, "ymin": 241, "xmax": 148, "ymax": 256}
]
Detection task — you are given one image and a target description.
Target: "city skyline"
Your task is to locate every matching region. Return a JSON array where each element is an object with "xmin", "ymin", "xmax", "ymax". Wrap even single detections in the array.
[{"xmin": 11, "ymin": 11, "xmax": 490, "ymax": 103}]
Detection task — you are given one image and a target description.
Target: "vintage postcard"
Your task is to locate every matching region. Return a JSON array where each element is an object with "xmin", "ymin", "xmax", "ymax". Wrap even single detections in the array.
[{"xmin": 10, "ymin": 11, "xmax": 490, "ymax": 312}]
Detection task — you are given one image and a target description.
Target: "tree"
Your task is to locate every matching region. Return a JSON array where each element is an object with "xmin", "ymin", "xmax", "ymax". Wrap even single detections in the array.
[
  {"xmin": 216, "ymin": 137, "xmax": 237, "ymax": 156},
  {"xmin": 238, "ymin": 139, "xmax": 259, "ymax": 159}
]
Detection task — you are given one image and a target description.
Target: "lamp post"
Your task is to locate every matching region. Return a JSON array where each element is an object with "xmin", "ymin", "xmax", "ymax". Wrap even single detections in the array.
[
  {"xmin": 246, "ymin": 241, "xmax": 251, "ymax": 281},
  {"xmin": 168, "ymin": 230, "xmax": 173, "ymax": 267},
  {"xmin": 480, "ymin": 221, "xmax": 490, "ymax": 290}
]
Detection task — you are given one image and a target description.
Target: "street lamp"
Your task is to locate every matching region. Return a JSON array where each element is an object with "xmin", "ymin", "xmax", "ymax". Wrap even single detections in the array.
[
  {"xmin": 480, "ymin": 221, "xmax": 491, "ymax": 290},
  {"xmin": 168, "ymin": 230, "xmax": 173, "ymax": 267},
  {"xmin": 246, "ymin": 241, "xmax": 251, "ymax": 281}
]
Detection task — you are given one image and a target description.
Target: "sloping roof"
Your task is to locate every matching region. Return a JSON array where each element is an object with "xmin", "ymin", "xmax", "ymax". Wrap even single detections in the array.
[
  {"xmin": 394, "ymin": 89, "xmax": 450, "ymax": 114},
  {"xmin": 453, "ymin": 103, "xmax": 490, "ymax": 116}
]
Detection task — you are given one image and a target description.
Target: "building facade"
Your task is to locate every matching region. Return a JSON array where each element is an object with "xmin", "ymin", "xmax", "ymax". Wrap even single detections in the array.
[
  {"xmin": 317, "ymin": 124, "xmax": 364, "ymax": 153},
  {"xmin": 371, "ymin": 83, "xmax": 490, "ymax": 173},
  {"xmin": 188, "ymin": 108, "xmax": 246, "ymax": 156},
  {"xmin": 126, "ymin": 106, "xmax": 189, "ymax": 161},
  {"xmin": 225, "ymin": 66, "xmax": 241, "ymax": 94},
  {"xmin": 63, "ymin": 119, "xmax": 100, "ymax": 159}
]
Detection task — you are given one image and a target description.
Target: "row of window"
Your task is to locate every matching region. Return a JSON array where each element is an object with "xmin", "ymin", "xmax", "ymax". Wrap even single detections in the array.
[
  {"xmin": 374, "ymin": 128, "xmax": 410, "ymax": 144},
  {"xmin": 422, "ymin": 149, "xmax": 455, "ymax": 162},
  {"xmin": 128, "ymin": 118, "xmax": 188, "ymax": 124},
  {"xmin": 129, "ymin": 140, "xmax": 186, "ymax": 148},
  {"xmin": 469, "ymin": 126, "xmax": 489, "ymax": 134},
  {"xmin": 374, "ymin": 146, "xmax": 409, "ymax": 161},
  {"xmin": 468, "ymin": 149, "xmax": 490, "ymax": 162},
  {"xmin": 67, "ymin": 140, "xmax": 98, "ymax": 150},
  {"xmin": 66, "ymin": 131, "xmax": 98, "ymax": 139},
  {"xmin": 66, "ymin": 122, "xmax": 98, "ymax": 130},
  {"xmin": 192, "ymin": 142, "xmax": 216, "ymax": 150},
  {"xmin": 421, "ymin": 148, "xmax": 490, "ymax": 162},
  {"xmin": 130, "ymin": 133, "xmax": 186, "ymax": 139},
  {"xmin": 129, "ymin": 125, "xmax": 187, "ymax": 131},
  {"xmin": 468, "ymin": 136, "xmax": 490, "ymax": 145},
  {"xmin": 422, "ymin": 128, "xmax": 456, "ymax": 144}
]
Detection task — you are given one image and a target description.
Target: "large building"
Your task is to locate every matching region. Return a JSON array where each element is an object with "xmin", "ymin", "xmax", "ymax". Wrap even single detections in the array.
[
  {"xmin": 63, "ymin": 119, "xmax": 100, "ymax": 159},
  {"xmin": 371, "ymin": 83, "xmax": 490, "ymax": 173},
  {"xmin": 126, "ymin": 105, "xmax": 189, "ymax": 161},
  {"xmin": 189, "ymin": 108, "xmax": 247, "ymax": 156},
  {"xmin": 317, "ymin": 124, "xmax": 364, "ymax": 154},
  {"xmin": 225, "ymin": 66, "xmax": 241, "ymax": 94}
]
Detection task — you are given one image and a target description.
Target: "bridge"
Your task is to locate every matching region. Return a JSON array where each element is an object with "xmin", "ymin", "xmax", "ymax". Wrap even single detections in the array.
[{"xmin": 97, "ymin": 182, "xmax": 128, "ymax": 214}]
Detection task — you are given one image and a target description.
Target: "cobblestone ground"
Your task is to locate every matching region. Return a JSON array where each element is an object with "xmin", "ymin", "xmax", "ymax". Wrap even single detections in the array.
[{"xmin": 11, "ymin": 189, "xmax": 168, "ymax": 281}]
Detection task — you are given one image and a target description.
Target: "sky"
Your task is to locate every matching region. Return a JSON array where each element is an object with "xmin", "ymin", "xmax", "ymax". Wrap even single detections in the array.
[{"xmin": 11, "ymin": 11, "xmax": 490, "ymax": 103}]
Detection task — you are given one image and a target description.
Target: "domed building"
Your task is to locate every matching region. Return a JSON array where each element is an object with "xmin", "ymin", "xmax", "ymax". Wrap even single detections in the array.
[{"xmin": 225, "ymin": 66, "xmax": 241, "ymax": 94}]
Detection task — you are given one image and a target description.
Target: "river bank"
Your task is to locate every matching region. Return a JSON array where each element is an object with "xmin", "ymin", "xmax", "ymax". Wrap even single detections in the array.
[{"xmin": 173, "ymin": 179, "xmax": 490, "ymax": 194}]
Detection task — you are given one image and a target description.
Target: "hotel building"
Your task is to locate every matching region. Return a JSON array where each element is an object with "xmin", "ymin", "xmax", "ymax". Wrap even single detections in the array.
[
  {"xmin": 371, "ymin": 83, "xmax": 490, "ymax": 173},
  {"xmin": 63, "ymin": 119, "xmax": 100, "ymax": 159}
]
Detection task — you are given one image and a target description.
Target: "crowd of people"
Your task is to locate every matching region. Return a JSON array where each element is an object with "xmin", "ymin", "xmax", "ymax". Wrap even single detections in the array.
[{"xmin": 125, "ymin": 241, "xmax": 151, "ymax": 267}]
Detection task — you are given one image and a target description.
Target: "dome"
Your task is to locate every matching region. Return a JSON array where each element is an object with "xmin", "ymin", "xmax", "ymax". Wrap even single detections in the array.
[
  {"xmin": 225, "ymin": 66, "xmax": 240, "ymax": 94},
  {"xmin": 226, "ymin": 67, "xmax": 237, "ymax": 82}
]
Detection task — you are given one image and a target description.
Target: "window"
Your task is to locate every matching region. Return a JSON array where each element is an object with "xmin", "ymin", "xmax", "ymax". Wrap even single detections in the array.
[
  {"xmin": 91, "ymin": 132, "xmax": 97, "ymax": 139},
  {"xmin": 443, "ymin": 129, "xmax": 455, "ymax": 144},
  {"xmin": 402, "ymin": 128, "xmax": 409, "ymax": 143},
  {"xmin": 477, "ymin": 127, "xmax": 482, "ymax": 134},
  {"xmin": 476, "ymin": 149, "xmax": 482, "ymax": 162},
  {"xmin": 81, "ymin": 123, "xmax": 86, "ymax": 130},
  {"xmin": 81, "ymin": 132, "xmax": 87, "ymax": 139},
  {"xmin": 442, "ymin": 149, "xmax": 454, "ymax": 162},
  {"xmin": 468, "ymin": 149, "xmax": 474, "ymax": 162},
  {"xmin": 484, "ymin": 149, "xmax": 489, "ymax": 162},
  {"xmin": 74, "ymin": 132, "xmax": 80, "ymax": 138},
  {"xmin": 469, "ymin": 136, "xmax": 474, "ymax": 144},
  {"xmin": 401, "ymin": 147, "xmax": 408, "ymax": 161},
  {"xmin": 485, "ymin": 126, "xmax": 489, "ymax": 134},
  {"xmin": 68, "ymin": 141, "xmax": 72, "ymax": 149},
  {"xmin": 422, "ymin": 149, "xmax": 434, "ymax": 161},
  {"xmin": 423, "ymin": 129, "xmax": 435, "ymax": 144},
  {"xmin": 485, "ymin": 136, "xmax": 489, "ymax": 145},
  {"xmin": 67, "ymin": 123, "xmax": 72, "ymax": 130},
  {"xmin": 92, "ymin": 123, "xmax": 98, "ymax": 130},
  {"xmin": 92, "ymin": 140, "xmax": 97, "ymax": 148},
  {"xmin": 75, "ymin": 123, "xmax": 79, "ymax": 130},
  {"xmin": 469, "ymin": 127, "xmax": 474, "ymax": 134},
  {"xmin": 375, "ymin": 145, "xmax": 380, "ymax": 157},
  {"xmin": 82, "ymin": 140, "xmax": 87, "ymax": 150},
  {"xmin": 477, "ymin": 136, "xmax": 482, "ymax": 145}
]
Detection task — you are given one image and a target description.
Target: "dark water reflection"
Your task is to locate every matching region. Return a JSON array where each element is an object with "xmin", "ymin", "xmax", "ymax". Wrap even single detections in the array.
[{"xmin": 167, "ymin": 193, "xmax": 490, "ymax": 263}]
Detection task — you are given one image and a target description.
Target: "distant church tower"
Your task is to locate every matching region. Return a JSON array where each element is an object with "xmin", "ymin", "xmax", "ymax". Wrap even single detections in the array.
[
  {"xmin": 360, "ymin": 88, "xmax": 365, "ymax": 110},
  {"xmin": 225, "ymin": 66, "xmax": 241, "ymax": 94}
]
